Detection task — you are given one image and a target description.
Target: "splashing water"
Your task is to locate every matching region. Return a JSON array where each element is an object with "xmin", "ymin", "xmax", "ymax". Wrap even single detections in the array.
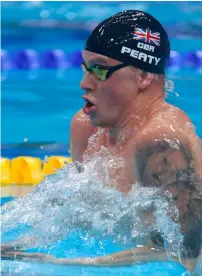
[{"xmin": 1, "ymin": 148, "xmax": 183, "ymax": 261}]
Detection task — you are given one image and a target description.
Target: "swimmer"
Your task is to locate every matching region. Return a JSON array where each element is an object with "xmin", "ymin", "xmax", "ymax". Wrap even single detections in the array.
[{"xmin": 2, "ymin": 10, "xmax": 202, "ymax": 273}]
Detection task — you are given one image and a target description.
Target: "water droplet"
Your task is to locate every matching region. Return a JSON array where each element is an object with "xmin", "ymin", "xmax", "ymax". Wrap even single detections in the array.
[
  {"xmin": 44, "ymin": 155, "xmax": 48, "ymax": 163},
  {"xmin": 165, "ymin": 80, "xmax": 176, "ymax": 94}
]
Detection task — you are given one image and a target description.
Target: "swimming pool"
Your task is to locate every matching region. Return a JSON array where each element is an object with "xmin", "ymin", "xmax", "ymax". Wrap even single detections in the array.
[
  {"xmin": 1, "ymin": 74, "xmax": 201, "ymax": 274},
  {"xmin": 1, "ymin": 2, "xmax": 202, "ymax": 275},
  {"xmin": 1, "ymin": 258, "xmax": 189, "ymax": 276},
  {"xmin": 1, "ymin": 171, "xmax": 191, "ymax": 276}
]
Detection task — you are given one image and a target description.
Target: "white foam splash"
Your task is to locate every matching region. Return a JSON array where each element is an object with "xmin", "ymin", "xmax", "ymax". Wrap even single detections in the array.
[{"xmin": 1, "ymin": 150, "xmax": 183, "ymax": 259}]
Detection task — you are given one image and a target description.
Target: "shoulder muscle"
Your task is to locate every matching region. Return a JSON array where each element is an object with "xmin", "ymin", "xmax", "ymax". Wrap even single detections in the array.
[
  {"xmin": 70, "ymin": 109, "xmax": 96, "ymax": 163},
  {"xmin": 135, "ymin": 136, "xmax": 196, "ymax": 188}
]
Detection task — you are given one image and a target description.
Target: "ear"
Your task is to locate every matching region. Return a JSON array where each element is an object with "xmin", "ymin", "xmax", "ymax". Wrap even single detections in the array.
[{"xmin": 138, "ymin": 71, "xmax": 155, "ymax": 90}]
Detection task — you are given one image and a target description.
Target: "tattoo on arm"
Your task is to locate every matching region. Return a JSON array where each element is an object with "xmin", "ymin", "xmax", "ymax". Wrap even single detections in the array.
[
  {"xmin": 135, "ymin": 139, "xmax": 197, "ymax": 189},
  {"xmin": 135, "ymin": 138, "xmax": 202, "ymax": 258}
]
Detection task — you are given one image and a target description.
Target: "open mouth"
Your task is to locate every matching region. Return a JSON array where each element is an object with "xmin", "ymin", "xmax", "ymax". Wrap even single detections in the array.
[
  {"xmin": 83, "ymin": 97, "xmax": 97, "ymax": 115},
  {"xmin": 85, "ymin": 99, "xmax": 95, "ymax": 108}
]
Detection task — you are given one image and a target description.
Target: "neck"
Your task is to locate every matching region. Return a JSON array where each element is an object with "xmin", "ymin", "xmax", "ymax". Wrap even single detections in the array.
[{"xmin": 108, "ymin": 88, "xmax": 165, "ymax": 144}]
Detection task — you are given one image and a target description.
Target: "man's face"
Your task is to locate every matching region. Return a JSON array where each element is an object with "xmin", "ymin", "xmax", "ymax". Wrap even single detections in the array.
[{"xmin": 80, "ymin": 50, "xmax": 139, "ymax": 127}]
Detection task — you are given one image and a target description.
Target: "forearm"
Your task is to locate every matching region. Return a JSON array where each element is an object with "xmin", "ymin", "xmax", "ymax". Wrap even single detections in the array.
[
  {"xmin": 1, "ymin": 245, "xmax": 196, "ymax": 272},
  {"xmin": 57, "ymin": 248, "xmax": 194, "ymax": 271},
  {"xmin": 57, "ymin": 250, "xmax": 139, "ymax": 266},
  {"xmin": 78, "ymin": 247, "xmax": 169, "ymax": 267},
  {"xmin": 1, "ymin": 246, "xmax": 169, "ymax": 267}
]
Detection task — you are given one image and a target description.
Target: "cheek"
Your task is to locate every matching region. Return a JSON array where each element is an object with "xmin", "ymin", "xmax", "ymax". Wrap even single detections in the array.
[
  {"xmin": 97, "ymin": 83, "xmax": 122, "ymax": 108},
  {"xmin": 114, "ymin": 73, "xmax": 134, "ymax": 92}
]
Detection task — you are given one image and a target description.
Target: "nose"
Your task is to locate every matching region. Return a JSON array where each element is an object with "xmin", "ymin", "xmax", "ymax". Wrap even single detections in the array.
[{"xmin": 80, "ymin": 72, "xmax": 95, "ymax": 92}]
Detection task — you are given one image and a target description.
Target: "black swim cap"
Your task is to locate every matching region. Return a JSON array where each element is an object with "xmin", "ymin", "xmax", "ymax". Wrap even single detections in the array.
[{"xmin": 85, "ymin": 10, "xmax": 170, "ymax": 74}]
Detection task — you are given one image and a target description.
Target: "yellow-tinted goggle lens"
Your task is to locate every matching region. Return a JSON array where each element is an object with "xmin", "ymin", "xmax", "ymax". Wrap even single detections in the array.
[
  {"xmin": 81, "ymin": 63, "xmax": 108, "ymax": 81},
  {"xmin": 92, "ymin": 67, "xmax": 108, "ymax": 81}
]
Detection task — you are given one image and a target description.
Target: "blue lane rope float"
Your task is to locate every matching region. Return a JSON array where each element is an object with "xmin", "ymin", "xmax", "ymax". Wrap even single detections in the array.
[{"xmin": 1, "ymin": 49, "xmax": 202, "ymax": 70}]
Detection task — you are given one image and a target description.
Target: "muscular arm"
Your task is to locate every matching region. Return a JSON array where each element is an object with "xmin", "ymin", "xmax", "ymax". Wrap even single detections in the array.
[
  {"xmin": 135, "ymin": 135, "xmax": 202, "ymax": 261},
  {"xmin": 135, "ymin": 138, "xmax": 197, "ymax": 190},
  {"xmin": 1, "ymin": 245, "xmax": 169, "ymax": 266}
]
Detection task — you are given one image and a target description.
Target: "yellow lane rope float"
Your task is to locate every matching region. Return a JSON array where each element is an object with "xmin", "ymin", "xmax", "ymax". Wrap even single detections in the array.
[{"xmin": 1, "ymin": 156, "xmax": 72, "ymax": 197}]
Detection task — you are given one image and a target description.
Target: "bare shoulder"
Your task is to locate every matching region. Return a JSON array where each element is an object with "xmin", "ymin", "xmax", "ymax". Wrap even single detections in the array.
[
  {"xmin": 137, "ymin": 103, "xmax": 199, "ymax": 145},
  {"xmin": 71, "ymin": 109, "xmax": 94, "ymax": 133},
  {"xmin": 70, "ymin": 109, "xmax": 96, "ymax": 162},
  {"xmin": 133, "ymin": 105, "xmax": 202, "ymax": 260},
  {"xmin": 134, "ymin": 104, "xmax": 202, "ymax": 187}
]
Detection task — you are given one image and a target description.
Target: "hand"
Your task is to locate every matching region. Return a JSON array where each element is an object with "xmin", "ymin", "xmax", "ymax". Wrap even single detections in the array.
[
  {"xmin": 1, "ymin": 250, "xmax": 57, "ymax": 263},
  {"xmin": 1, "ymin": 243, "xmax": 22, "ymax": 253},
  {"xmin": 1, "ymin": 236, "xmax": 38, "ymax": 253},
  {"xmin": 0, "ymin": 250, "xmax": 94, "ymax": 266}
]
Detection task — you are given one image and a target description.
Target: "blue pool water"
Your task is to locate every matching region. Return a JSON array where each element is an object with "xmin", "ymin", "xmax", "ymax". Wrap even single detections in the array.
[
  {"xmin": 1, "ymin": 42, "xmax": 201, "ymax": 276},
  {"xmin": 2, "ymin": 73, "xmax": 200, "ymax": 274},
  {"xmin": 1, "ymin": 38, "xmax": 202, "ymax": 146},
  {"xmin": 2, "ymin": 65, "xmax": 201, "ymax": 275},
  {"xmin": 2, "ymin": 67, "xmax": 202, "ymax": 147},
  {"xmin": 1, "ymin": 197, "xmax": 189, "ymax": 276},
  {"xmin": 1, "ymin": 260, "xmax": 189, "ymax": 276},
  {"xmin": 2, "ymin": 2, "xmax": 202, "ymax": 146},
  {"xmin": 1, "ymin": 175, "xmax": 192, "ymax": 276},
  {"xmin": 1, "ymin": 2, "xmax": 202, "ymax": 275}
]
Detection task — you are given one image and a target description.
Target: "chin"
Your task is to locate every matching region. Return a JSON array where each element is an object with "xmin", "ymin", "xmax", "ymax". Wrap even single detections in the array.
[{"xmin": 89, "ymin": 112, "xmax": 116, "ymax": 128}]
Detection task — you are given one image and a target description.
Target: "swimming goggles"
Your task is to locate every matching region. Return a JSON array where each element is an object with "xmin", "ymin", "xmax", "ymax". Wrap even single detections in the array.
[{"xmin": 81, "ymin": 62, "xmax": 128, "ymax": 81}]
